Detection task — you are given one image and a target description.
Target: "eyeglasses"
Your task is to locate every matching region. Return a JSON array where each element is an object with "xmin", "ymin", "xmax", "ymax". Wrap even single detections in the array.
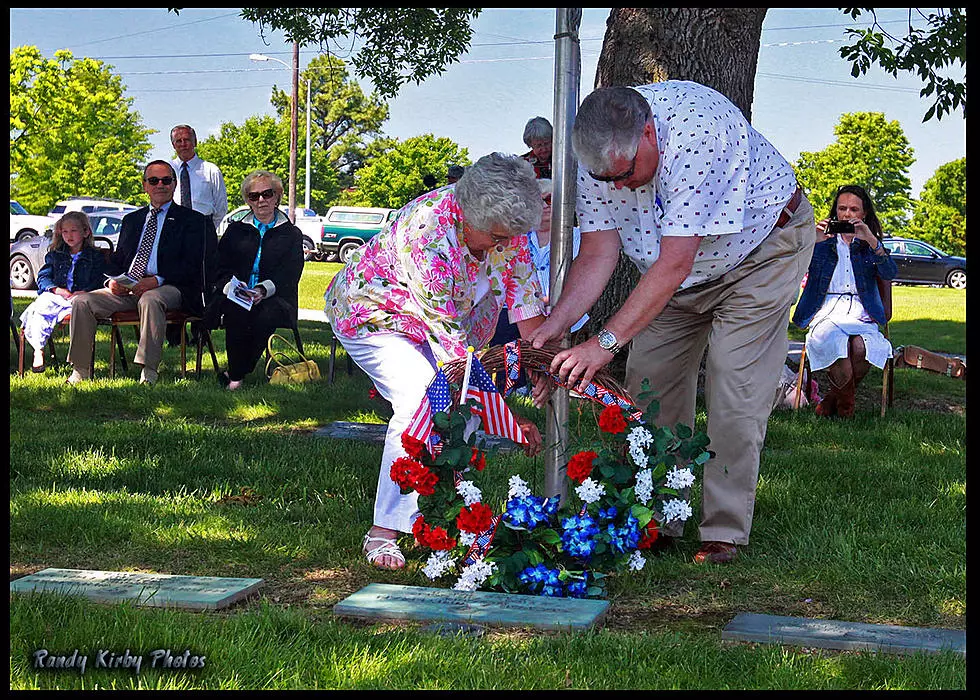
[
  {"xmin": 247, "ymin": 188, "xmax": 276, "ymax": 202},
  {"xmin": 542, "ymin": 194, "xmax": 552, "ymax": 205},
  {"xmin": 144, "ymin": 176, "xmax": 175, "ymax": 186},
  {"xmin": 588, "ymin": 153, "xmax": 637, "ymax": 183}
]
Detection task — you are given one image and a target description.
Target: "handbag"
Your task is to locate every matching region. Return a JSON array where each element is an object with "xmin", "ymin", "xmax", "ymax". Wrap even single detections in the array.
[
  {"xmin": 893, "ymin": 345, "xmax": 966, "ymax": 379},
  {"xmin": 265, "ymin": 333, "xmax": 321, "ymax": 385}
]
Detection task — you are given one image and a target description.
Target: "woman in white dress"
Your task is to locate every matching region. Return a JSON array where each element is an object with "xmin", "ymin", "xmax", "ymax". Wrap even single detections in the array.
[
  {"xmin": 19, "ymin": 212, "xmax": 105, "ymax": 372},
  {"xmin": 792, "ymin": 185, "xmax": 898, "ymax": 417}
]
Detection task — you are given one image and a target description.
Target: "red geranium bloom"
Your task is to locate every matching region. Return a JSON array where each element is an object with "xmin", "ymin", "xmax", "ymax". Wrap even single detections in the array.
[
  {"xmin": 598, "ymin": 405, "xmax": 628, "ymax": 434},
  {"xmin": 426, "ymin": 525, "xmax": 457, "ymax": 551},
  {"xmin": 413, "ymin": 465, "xmax": 439, "ymax": 497},
  {"xmin": 412, "ymin": 515, "xmax": 430, "ymax": 545},
  {"xmin": 401, "ymin": 433, "xmax": 428, "ymax": 459},
  {"xmin": 637, "ymin": 521, "xmax": 660, "ymax": 549},
  {"xmin": 390, "ymin": 456, "xmax": 423, "ymax": 493},
  {"xmin": 469, "ymin": 447, "xmax": 486, "ymax": 471},
  {"xmin": 567, "ymin": 450, "xmax": 598, "ymax": 484},
  {"xmin": 456, "ymin": 502, "xmax": 494, "ymax": 534}
]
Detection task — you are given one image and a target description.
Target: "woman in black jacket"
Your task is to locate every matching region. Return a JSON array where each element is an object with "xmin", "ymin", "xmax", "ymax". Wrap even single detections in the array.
[{"xmin": 204, "ymin": 170, "xmax": 305, "ymax": 390}]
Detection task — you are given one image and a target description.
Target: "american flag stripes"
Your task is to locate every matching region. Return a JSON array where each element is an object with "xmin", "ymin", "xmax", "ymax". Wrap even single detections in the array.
[
  {"xmin": 465, "ymin": 355, "xmax": 527, "ymax": 445},
  {"xmin": 404, "ymin": 367, "xmax": 453, "ymax": 449}
]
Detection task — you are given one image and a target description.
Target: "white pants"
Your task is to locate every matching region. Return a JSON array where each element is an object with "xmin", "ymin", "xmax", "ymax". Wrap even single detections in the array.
[
  {"xmin": 339, "ymin": 332, "xmax": 438, "ymax": 533},
  {"xmin": 20, "ymin": 292, "xmax": 72, "ymax": 352}
]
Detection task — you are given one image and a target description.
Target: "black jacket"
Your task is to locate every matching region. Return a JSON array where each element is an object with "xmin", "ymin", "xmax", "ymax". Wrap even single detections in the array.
[{"xmin": 108, "ymin": 202, "xmax": 208, "ymax": 314}]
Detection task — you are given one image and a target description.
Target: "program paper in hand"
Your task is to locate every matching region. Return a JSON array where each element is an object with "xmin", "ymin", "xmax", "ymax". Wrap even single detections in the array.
[
  {"xmin": 227, "ymin": 275, "xmax": 261, "ymax": 311},
  {"xmin": 105, "ymin": 273, "xmax": 141, "ymax": 290}
]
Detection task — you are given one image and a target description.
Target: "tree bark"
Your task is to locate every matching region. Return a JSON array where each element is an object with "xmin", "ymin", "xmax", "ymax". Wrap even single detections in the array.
[{"xmin": 585, "ymin": 8, "xmax": 768, "ymax": 366}]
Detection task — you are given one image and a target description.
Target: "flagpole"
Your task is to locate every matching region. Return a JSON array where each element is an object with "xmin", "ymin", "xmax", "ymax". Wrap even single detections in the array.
[{"xmin": 459, "ymin": 346, "xmax": 475, "ymax": 407}]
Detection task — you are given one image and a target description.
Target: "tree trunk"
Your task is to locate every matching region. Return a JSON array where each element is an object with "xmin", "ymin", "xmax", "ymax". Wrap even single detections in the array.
[{"xmin": 585, "ymin": 8, "xmax": 768, "ymax": 366}]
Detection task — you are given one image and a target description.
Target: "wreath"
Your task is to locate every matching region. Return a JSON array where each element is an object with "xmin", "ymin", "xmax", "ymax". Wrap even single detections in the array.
[{"xmin": 390, "ymin": 340, "xmax": 712, "ymax": 599}]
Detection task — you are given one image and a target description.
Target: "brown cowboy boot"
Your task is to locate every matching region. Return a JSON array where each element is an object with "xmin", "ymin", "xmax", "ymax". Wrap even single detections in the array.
[{"xmin": 835, "ymin": 376, "xmax": 857, "ymax": 417}]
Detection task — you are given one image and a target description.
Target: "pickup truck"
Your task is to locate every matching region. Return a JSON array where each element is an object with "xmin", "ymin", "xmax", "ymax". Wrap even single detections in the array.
[{"xmin": 318, "ymin": 206, "xmax": 397, "ymax": 264}]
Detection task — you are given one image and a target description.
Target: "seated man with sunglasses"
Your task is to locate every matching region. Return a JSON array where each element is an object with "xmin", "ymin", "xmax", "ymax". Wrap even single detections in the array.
[
  {"xmin": 528, "ymin": 81, "xmax": 816, "ymax": 565},
  {"xmin": 202, "ymin": 169, "xmax": 304, "ymax": 390},
  {"xmin": 67, "ymin": 160, "xmax": 208, "ymax": 385}
]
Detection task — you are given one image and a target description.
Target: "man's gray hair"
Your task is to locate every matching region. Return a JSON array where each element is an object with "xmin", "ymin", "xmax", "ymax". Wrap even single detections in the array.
[
  {"xmin": 571, "ymin": 86, "xmax": 652, "ymax": 173},
  {"xmin": 455, "ymin": 152, "xmax": 542, "ymax": 236},
  {"xmin": 522, "ymin": 117, "xmax": 553, "ymax": 146},
  {"xmin": 170, "ymin": 124, "xmax": 198, "ymax": 143},
  {"xmin": 240, "ymin": 169, "xmax": 284, "ymax": 202}
]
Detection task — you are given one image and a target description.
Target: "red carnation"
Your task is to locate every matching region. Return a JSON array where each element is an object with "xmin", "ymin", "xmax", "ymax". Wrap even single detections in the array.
[
  {"xmin": 598, "ymin": 405, "xmax": 628, "ymax": 434},
  {"xmin": 567, "ymin": 451, "xmax": 598, "ymax": 484},
  {"xmin": 637, "ymin": 521, "xmax": 660, "ymax": 549},
  {"xmin": 401, "ymin": 433, "xmax": 427, "ymax": 459},
  {"xmin": 390, "ymin": 456, "xmax": 423, "ymax": 493},
  {"xmin": 469, "ymin": 447, "xmax": 486, "ymax": 472},
  {"xmin": 456, "ymin": 502, "xmax": 494, "ymax": 534}
]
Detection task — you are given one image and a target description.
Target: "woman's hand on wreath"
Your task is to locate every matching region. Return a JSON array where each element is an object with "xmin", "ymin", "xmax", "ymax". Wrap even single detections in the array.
[
  {"xmin": 516, "ymin": 416, "xmax": 543, "ymax": 457},
  {"xmin": 550, "ymin": 338, "xmax": 613, "ymax": 394}
]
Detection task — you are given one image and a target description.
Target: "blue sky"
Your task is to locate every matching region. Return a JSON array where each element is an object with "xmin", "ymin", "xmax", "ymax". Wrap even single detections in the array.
[{"xmin": 10, "ymin": 8, "xmax": 965, "ymax": 205}]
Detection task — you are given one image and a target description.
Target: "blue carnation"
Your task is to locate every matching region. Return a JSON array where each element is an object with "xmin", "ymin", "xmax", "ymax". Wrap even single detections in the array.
[
  {"xmin": 505, "ymin": 495, "xmax": 555, "ymax": 530},
  {"xmin": 606, "ymin": 513, "xmax": 641, "ymax": 554},
  {"xmin": 518, "ymin": 563, "xmax": 563, "ymax": 595},
  {"xmin": 598, "ymin": 506, "xmax": 618, "ymax": 522},
  {"xmin": 565, "ymin": 576, "xmax": 588, "ymax": 599},
  {"xmin": 560, "ymin": 513, "xmax": 600, "ymax": 560}
]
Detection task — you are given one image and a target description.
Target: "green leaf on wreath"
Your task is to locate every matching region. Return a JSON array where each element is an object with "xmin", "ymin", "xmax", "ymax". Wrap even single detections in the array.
[
  {"xmin": 694, "ymin": 450, "xmax": 711, "ymax": 465},
  {"xmin": 433, "ymin": 412, "xmax": 449, "ymax": 429},
  {"xmin": 629, "ymin": 504, "xmax": 653, "ymax": 527},
  {"xmin": 535, "ymin": 528, "xmax": 561, "ymax": 545},
  {"xmin": 651, "ymin": 463, "xmax": 667, "ymax": 480},
  {"xmin": 586, "ymin": 586, "xmax": 605, "ymax": 597},
  {"xmin": 525, "ymin": 548, "xmax": 543, "ymax": 566}
]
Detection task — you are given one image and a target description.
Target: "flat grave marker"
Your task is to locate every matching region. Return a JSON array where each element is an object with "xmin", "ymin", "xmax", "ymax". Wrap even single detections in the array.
[
  {"xmin": 334, "ymin": 583, "xmax": 608, "ymax": 631},
  {"xmin": 316, "ymin": 421, "xmax": 519, "ymax": 453},
  {"xmin": 722, "ymin": 612, "xmax": 965, "ymax": 657},
  {"xmin": 9, "ymin": 568, "xmax": 263, "ymax": 611}
]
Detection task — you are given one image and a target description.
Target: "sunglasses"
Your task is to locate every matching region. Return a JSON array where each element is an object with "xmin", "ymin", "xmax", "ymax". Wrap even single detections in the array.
[
  {"xmin": 144, "ymin": 176, "xmax": 175, "ymax": 186},
  {"xmin": 247, "ymin": 188, "xmax": 276, "ymax": 202},
  {"xmin": 588, "ymin": 153, "xmax": 637, "ymax": 183}
]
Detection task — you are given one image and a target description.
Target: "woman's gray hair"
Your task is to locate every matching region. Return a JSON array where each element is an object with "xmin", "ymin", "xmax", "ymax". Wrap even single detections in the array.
[
  {"xmin": 455, "ymin": 152, "xmax": 543, "ymax": 236},
  {"xmin": 240, "ymin": 169, "xmax": 284, "ymax": 203},
  {"xmin": 571, "ymin": 86, "xmax": 652, "ymax": 174},
  {"xmin": 536, "ymin": 178, "xmax": 552, "ymax": 196},
  {"xmin": 522, "ymin": 117, "xmax": 553, "ymax": 146}
]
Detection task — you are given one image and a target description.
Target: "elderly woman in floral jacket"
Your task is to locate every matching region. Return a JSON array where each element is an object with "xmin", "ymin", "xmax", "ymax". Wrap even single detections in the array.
[{"xmin": 325, "ymin": 152, "xmax": 548, "ymax": 570}]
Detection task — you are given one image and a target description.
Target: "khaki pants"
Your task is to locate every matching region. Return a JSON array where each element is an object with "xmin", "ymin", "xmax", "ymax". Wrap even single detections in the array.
[
  {"xmin": 626, "ymin": 198, "xmax": 815, "ymax": 545},
  {"xmin": 68, "ymin": 286, "xmax": 184, "ymax": 377}
]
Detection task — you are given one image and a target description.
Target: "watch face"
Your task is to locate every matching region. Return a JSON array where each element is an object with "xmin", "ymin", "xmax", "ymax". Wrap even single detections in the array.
[{"xmin": 598, "ymin": 329, "xmax": 616, "ymax": 350}]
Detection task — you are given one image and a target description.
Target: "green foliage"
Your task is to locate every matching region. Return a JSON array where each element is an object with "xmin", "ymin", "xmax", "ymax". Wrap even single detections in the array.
[
  {"xmin": 907, "ymin": 157, "xmax": 966, "ymax": 256},
  {"xmin": 349, "ymin": 134, "xmax": 470, "ymax": 209},
  {"xmin": 9, "ymin": 46, "xmax": 154, "ymax": 214},
  {"xmin": 794, "ymin": 112, "xmax": 913, "ymax": 233},
  {"xmin": 235, "ymin": 8, "xmax": 482, "ymax": 98},
  {"xmin": 839, "ymin": 8, "xmax": 966, "ymax": 122},
  {"xmin": 270, "ymin": 54, "xmax": 390, "ymax": 196}
]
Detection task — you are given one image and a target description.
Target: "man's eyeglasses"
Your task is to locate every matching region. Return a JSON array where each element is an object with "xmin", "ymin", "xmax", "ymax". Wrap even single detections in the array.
[
  {"xmin": 588, "ymin": 153, "xmax": 637, "ymax": 183},
  {"xmin": 247, "ymin": 188, "xmax": 276, "ymax": 202},
  {"xmin": 144, "ymin": 176, "xmax": 175, "ymax": 186}
]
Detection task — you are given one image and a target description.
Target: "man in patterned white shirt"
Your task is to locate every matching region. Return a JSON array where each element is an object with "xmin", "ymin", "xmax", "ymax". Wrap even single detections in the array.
[{"xmin": 529, "ymin": 81, "xmax": 815, "ymax": 565}]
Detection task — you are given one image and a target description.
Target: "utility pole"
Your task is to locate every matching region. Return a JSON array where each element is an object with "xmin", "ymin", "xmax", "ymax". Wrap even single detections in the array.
[{"xmin": 288, "ymin": 42, "xmax": 299, "ymax": 223}]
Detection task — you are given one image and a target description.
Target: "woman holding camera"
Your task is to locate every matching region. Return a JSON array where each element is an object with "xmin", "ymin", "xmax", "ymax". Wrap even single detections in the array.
[{"xmin": 792, "ymin": 185, "xmax": 897, "ymax": 417}]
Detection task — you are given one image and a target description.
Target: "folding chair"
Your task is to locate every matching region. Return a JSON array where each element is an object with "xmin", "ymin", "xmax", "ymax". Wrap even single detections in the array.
[{"xmin": 106, "ymin": 309, "xmax": 219, "ymax": 380}]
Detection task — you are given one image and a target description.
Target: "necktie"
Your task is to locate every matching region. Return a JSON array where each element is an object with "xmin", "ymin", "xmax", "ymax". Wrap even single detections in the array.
[
  {"xmin": 129, "ymin": 207, "xmax": 162, "ymax": 279},
  {"xmin": 180, "ymin": 162, "xmax": 192, "ymax": 209}
]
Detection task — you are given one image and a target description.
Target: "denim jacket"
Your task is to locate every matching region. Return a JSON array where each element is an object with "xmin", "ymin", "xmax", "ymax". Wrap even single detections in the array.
[
  {"xmin": 792, "ymin": 237, "xmax": 898, "ymax": 328},
  {"xmin": 36, "ymin": 246, "xmax": 106, "ymax": 294}
]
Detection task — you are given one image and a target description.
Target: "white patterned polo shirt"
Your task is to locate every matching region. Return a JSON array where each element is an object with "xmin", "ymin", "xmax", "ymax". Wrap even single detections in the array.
[{"xmin": 576, "ymin": 81, "xmax": 798, "ymax": 289}]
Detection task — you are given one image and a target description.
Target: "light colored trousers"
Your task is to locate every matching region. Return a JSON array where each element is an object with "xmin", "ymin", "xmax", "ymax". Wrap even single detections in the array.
[
  {"xmin": 626, "ymin": 198, "xmax": 815, "ymax": 545},
  {"xmin": 339, "ymin": 332, "xmax": 439, "ymax": 533},
  {"xmin": 68, "ymin": 286, "xmax": 183, "ymax": 376}
]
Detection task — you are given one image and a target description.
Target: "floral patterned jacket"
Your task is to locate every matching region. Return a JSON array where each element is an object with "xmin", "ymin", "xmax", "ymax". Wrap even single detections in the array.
[{"xmin": 324, "ymin": 187, "xmax": 545, "ymax": 364}]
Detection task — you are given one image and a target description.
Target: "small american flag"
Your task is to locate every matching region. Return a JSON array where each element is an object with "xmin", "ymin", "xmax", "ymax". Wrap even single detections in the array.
[
  {"xmin": 404, "ymin": 367, "xmax": 453, "ymax": 449},
  {"xmin": 465, "ymin": 355, "xmax": 527, "ymax": 445}
]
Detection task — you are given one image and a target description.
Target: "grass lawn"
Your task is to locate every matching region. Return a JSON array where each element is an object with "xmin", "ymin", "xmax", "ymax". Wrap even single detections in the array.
[{"xmin": 8, "ymin": 284, "xmax": 965, "ymax": 690}]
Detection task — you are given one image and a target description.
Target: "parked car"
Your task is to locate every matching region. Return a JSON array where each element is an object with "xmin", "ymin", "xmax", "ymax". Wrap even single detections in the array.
[
  {"xmin": 47, "ymin": 196, "xmax": 137, "ymax": 218},
  {"xmin": 318, "ymin": 206, "xmax": 397, "ymax": 264},
  {"xmin": 9, "ymin": 200, "xmax": 54, "ymax": 243},
  {"xmin": 9, "ymin": 211, "xmax": 123, "ymax": 290},
  {"xmin": 217, "ymin": 205, "xmax": 321, "ymax": 261},
  {"xmin": 881, "ymin": 236, "xmax": 966, "ymax": 289}
]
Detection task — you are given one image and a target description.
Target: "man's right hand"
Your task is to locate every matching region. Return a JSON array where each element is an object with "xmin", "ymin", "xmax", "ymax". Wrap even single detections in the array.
[{"xmin": 107, "ymin": 279, "xmax": 130, "ymax": 296}]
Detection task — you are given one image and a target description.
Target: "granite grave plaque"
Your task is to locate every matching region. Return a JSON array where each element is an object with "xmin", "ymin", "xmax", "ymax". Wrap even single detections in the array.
[
  {"xmin": 334, "ymin": 583, "xmax": 608, "ymax": 630},
  {"xmin": 10, "ymin": 568, "xmax": 263, "ymax": 611},
  {"xmin": 722, "ymin": 612, "xmax": 965, "ymax": 657},
  {"xmin": 316, "ymin": 421, "xmax": 519, "ymax": 453}
]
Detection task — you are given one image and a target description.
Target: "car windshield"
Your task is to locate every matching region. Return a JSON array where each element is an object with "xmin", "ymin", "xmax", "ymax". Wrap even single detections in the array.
[{"xmin": 10, "ymin": 201, "xmax": 29, "ymax": 215}]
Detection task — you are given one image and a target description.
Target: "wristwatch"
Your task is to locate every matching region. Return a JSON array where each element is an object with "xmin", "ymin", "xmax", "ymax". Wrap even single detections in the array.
[{"xmin": 597, "ymin": 328, "xmax": 622, "ymax": 355}]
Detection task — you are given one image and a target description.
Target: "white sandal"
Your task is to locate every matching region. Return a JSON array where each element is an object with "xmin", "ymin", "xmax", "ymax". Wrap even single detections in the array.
[{"xmin": 363, "ymin": 533, "xmax": 406, "ymax": 569}]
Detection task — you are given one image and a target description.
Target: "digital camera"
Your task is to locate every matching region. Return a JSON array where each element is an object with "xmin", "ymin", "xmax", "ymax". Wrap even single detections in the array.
[{"xmin": 827, "ymin": 219, "xmax": 855, "ymax": 235}]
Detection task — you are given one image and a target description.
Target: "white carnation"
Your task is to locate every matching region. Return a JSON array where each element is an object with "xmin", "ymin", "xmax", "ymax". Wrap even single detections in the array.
[
  {"xmin": 453, "ymin": 559, "xmax": 497, "ymax": 591},
  {"xmin": 456, "ymin": 480, "xmax": 483, "ymax": 506},
  {"xmin": 635, "ymin": 468, "xmax": 653, "ymax": 505},
  {"xmin": 458, "ymin": 531, "xmax": 477, "ymax": 547},
  {"xmin": 628, "ymin": 550, "xmax": 646, "ymax": 571},
  {"xmin": 662, "ymin": 498, "xmax": 693, "ymax": 523},
  {"xmin": 665, "ymin": 467, "xmax": 696, "ymax": 490},
  {"xmin": 507, "ymin": 475, "xmax": 532, "ymax": 500},
  {"xmin": 575, "ymin": 477, "xmax": 606, "ymax": 504},
  {"xmin": 627, "ymin": 427, "xmax": 653, "ymax": 467},
  {"xmin": 422, "ymin": 551, "xmax": 457, "ymax": 580}
]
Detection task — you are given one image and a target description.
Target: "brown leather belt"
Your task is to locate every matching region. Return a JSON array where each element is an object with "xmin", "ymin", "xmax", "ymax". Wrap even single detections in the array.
[{"xmin": 775, "ymin": 186, "xmax": 804, "ymax": 229}]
